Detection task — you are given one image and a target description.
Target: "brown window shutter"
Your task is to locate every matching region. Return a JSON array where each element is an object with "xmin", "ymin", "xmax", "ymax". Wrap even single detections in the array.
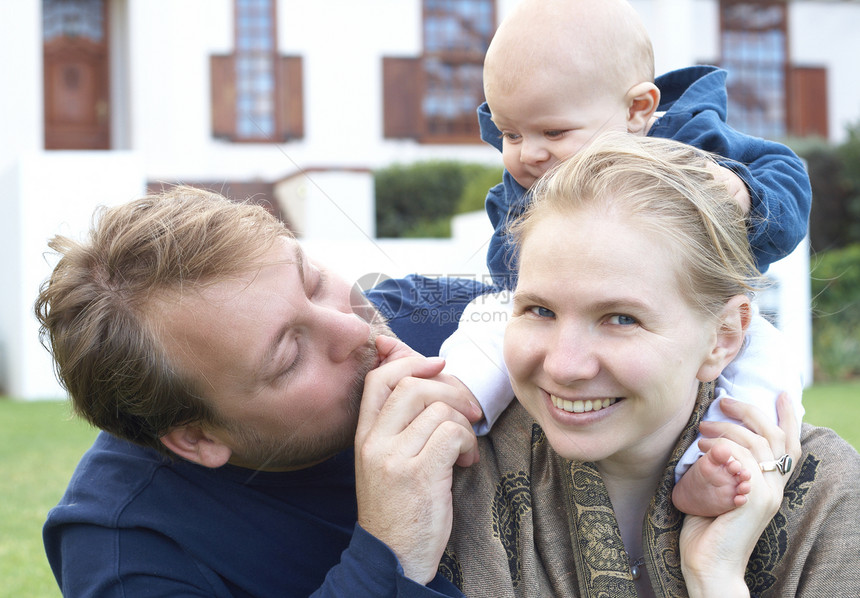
[
  {"xmin": 788, "ymin": 66, "xmax": 828, "ymax": 139},
  {"xmin": 211, "ymin": 54, "xmax": 236, "ymax": 139},
  {"xmin": 276, "ymin": 55, "xmax": 304, "ymax": 141},
  {"xmin": 382, "ymin": 57, "xmax": 421, "ymax": 139}
]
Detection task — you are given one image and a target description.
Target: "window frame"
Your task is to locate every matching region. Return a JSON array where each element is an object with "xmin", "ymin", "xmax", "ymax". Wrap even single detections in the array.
[{"xmin": 210, "ymin": 0, "xmax": 303, "ymax": 143}]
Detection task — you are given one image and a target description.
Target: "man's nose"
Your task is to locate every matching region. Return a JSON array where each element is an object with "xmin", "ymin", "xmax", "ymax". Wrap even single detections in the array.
[{"xmin": 322, "ymin": 308, "xmax": 371, "ymax": 363}]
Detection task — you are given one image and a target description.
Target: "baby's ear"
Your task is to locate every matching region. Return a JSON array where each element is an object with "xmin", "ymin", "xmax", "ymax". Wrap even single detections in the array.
[
  {"xmin": 160, "ymin": 424, "xmax": 233, "ymax": 468},
  {"xmin": 626, "ymin": 82, "xmax": 660, "ymax": 134},
  {"xmin": 696, "ymin": 295, "xmax": 752, "ymax": 382}
]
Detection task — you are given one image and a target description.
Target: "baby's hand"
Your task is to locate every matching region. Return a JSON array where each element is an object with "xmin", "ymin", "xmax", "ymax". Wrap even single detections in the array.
[{"xmin": 707, "ymin": 162, "xmax": 751, "ymax": 215}]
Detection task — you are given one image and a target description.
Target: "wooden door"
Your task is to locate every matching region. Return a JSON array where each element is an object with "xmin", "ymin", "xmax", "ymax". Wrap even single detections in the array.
[{"xmin": 43, "ymin": 0, "xmax": 110, "ymax": 150}]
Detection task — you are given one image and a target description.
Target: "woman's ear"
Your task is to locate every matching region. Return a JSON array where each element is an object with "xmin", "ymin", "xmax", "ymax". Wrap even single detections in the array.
[
  {"xmin": 625, "ymin": 82, "xmax": 660, "ymax": 135},
  {"xmin": 696, "ymin": 295, "xmax": 752, "ymax": 382},
  {"xmin": 160, "ymin": 424, "xmax": 232, "ymax": 468}
]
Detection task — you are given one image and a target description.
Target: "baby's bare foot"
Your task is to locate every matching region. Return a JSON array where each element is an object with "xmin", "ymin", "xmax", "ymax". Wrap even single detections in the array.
[{"xmin": 672, "ymin": 441, "xmax": 751, "ymax": 517}]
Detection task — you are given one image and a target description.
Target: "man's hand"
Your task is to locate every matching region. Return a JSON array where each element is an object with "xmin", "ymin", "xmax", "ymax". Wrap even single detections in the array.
[
  {"xmin": 355, "ymin": 336, "xmax": 480, "ymax": 584},
  {"xmin": 376, "ymin": 335, "xmax": 484, "ymax": 426}
]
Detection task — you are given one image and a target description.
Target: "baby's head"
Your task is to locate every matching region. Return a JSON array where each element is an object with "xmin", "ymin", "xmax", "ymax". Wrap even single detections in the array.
[{"xmin": 484, "ymin": 0, "xmax": 659, "ymax": 188}]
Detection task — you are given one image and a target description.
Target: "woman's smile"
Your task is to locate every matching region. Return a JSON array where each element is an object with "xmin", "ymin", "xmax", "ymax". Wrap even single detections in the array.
[{"xmin": 549, "ymin": 393, "xmax": 619, "ymax": 414}]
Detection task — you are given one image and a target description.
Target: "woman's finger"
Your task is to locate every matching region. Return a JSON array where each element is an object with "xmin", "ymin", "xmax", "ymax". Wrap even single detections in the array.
[
  {"xmin": 776, "ymin": 392, "xmax": 802, "ymax": 473},
  {"xmin": 698, "ymin": 418, "xmax": 783, "ymax": 462},
  {"xmin": 700, "ymin": 394, "xmax": 802, "ymax": 488},
  {"xmin": 717, "ymin": 396, "xmax": 779, "ymax": 438},
  {"xmin": 696, "ymin": 435, "xmax": 787, "ymax": 499},
  {"xmin": 710, "ymin": 397, "xmax": 787, "ymax": 455}
]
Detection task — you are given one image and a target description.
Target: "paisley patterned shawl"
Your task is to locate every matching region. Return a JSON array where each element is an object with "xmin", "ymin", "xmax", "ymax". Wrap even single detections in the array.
[{"xmin": 442, "ymin": 382, "xmax": 860, "ymax": 597}]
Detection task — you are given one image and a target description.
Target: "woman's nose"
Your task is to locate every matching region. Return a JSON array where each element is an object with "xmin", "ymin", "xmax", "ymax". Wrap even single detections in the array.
[{"xmin": 542, "ymin": 327, "xmax": 600, "ymax": 385}]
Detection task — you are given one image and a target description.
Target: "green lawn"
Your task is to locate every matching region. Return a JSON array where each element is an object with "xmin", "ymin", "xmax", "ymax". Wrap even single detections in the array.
[
  {"xmin": 802, "ymin": 381, "xmax": 860, "ymax": 448},
  {"xmin": 1, "ymin": 400, "xmax": 98, "ymax": 598},
  {"xmin": 2, "ymin": 382, "xmax": 858, "ymax": 596}
]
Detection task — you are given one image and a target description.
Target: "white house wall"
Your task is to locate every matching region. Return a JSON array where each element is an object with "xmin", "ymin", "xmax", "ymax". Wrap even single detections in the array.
[
  {"xmin": 0, "ymin": 2, "xmax": 44, "ymax": 173},
  {"xmin": 1, "ymin": 152, "xmax": 145, "ymax": 399}
]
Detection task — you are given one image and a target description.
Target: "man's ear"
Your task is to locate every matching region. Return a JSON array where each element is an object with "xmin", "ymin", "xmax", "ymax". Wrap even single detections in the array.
[
  {"xmin": 625, "ymin": 82, "xmax": 660, "ymax": 135},
  {"xmin": 160, "ymin": 424, "xmax": 232, "ymax": 468},
  {"xmin": 696, "ymin": 295, "xmax": 752, "ymax": 383}
]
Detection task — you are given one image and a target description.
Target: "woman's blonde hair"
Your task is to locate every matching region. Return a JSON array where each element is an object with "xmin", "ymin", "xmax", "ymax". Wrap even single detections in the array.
[
  {"xmin": 509, "ymin": 133, "xmax": 763, "ymax": 318},
  {"xmin": 35, "ymin": 186, "xmax": 292, "ymax": 454}
]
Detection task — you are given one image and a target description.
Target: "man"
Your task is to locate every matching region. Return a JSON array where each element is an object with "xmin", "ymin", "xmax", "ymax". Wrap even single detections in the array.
[{"xmin": 37, "ymin": 186, "xmax": 488, "ymax": 596}]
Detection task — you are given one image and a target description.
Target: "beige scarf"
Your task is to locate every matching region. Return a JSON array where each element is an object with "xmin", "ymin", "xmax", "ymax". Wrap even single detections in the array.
[{"xmin": 442, "ymin": 382, "xmax": 860, "ymax": 596}]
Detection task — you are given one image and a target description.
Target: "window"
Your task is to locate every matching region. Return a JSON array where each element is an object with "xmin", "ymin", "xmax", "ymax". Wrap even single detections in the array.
[
  {"xmin": 383, "ymin": 0, "xmax": 494, "ymax": 143},
  {"xmin": 422, "ymin": 0, "xmax": 493, "ymax": 139},
  {"xmin": 719, "ymin": 1, "xmax": 828, "ymax": 140},
  {"xmin": 235, "ymin": 0, "xmax": 276, "ymax": 138},
  {"xmin": 720, "ymin": 1, "xmax": 788, "ymax": 140},
  {"xmin": 211, "ymin": 0, "xmax": 303, "ymax": 142}
]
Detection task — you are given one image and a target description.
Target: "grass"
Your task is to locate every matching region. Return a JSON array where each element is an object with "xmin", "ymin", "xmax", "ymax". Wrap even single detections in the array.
[
  {"xmin": 2, "ymin": 381, "xmax": 858, "ymax": 596},
  {"xmin": 801, "ymin": 380, "xmax": 860, "ymax": 448},
  {"xmin": 1, "ymin": 400, "xmax": 99, "ymax": 598}
]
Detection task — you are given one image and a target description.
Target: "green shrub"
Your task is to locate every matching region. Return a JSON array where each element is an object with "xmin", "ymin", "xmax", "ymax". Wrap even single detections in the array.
[
  {"xmin": 457, "ymin": 166, "xmax": 504, "ymax": 214},
  {"xmin": 794, "ymin": 120, "xmax": 860, "ymax": 251},
  {"xmin": 810, "ymin": 244, "xmax": 860, "ymax": 380},
  {"xmin": 375, "ymin": 161, "xmax": 502, "ymax": 238},
  {"xmin": 402, "ymin": 217, "xmax": 452, "ymax": 238},
  {"xmin": 836, "ymin": 124, "xmax": 860, "ymax": 243}
]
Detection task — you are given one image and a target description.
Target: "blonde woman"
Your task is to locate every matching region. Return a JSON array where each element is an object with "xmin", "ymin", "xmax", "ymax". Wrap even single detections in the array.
[{"xmin": 441, "ymin": 134, "xmax": 859, "ymax": 597}]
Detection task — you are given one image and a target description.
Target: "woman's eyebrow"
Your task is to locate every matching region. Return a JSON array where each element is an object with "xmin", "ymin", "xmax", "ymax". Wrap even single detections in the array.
[
  {"xmin": 511, "ymin": 290, "xmax": 548, "ymax": 308},
  {"xmin": 588, "ymin": 297, "xmax": 654, "ymax": 314}
]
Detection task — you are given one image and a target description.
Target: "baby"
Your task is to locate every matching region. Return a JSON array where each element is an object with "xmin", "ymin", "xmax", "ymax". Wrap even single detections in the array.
[{"xmin": 441, "ymin": 0, "xmax": 809, "ymax": 517}]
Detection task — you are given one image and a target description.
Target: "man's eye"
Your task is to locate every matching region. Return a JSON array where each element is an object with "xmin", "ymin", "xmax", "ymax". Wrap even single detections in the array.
[
  {"xmin": 607, "ymin": 314, "xmax": 637, "ymax": 326},
  {"xmin": 309, "ymin": 268, "xmax": 325, "ymax": 298},
  {"xmin": 528, "ymin": 305, "xmax": 555, "ymax": 318}
]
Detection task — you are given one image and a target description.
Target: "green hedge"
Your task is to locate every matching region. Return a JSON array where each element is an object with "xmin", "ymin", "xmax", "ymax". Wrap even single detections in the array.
[
  {"xmin": 374, "ymin": 161, "xmax": 502, "ymax": 238},
  {"xmin": 811, "ymin": 244, "xmax": 860, "ymax": 381},
  {"xmin": 792, "ymin": 120, "xmax": 860, "ymax": 252}
]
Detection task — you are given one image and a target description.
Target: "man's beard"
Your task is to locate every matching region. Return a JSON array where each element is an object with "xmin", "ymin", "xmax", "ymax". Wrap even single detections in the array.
[{"xmin": 227, "ymin": 316, "xmax": 394, "ymax": 471}]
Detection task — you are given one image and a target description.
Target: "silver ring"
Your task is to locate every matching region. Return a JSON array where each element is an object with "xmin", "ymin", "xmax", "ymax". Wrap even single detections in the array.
[{"xmin": 759, "ymin": 453, "xmax": 793, "ymax": 475}]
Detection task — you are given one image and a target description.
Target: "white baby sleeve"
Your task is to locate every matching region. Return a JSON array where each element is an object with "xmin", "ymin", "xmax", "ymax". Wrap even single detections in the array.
[{"xmin": 439, "ymin": 291, "xmax": 515, "ymax": 435}]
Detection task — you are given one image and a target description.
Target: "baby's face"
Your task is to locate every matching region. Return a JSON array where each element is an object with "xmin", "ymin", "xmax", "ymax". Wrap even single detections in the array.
[{"xmin": 487, "ymin": 80, "xmax": 631, "ymax": 189}]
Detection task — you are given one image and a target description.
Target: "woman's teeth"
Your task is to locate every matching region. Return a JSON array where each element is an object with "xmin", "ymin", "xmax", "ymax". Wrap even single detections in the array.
[{"xmin": 550, "ymin": 395, "xmax": 617, "ymax": 413}]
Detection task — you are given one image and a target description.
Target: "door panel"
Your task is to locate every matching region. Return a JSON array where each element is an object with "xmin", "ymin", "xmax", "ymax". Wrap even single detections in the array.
[{"xmin": 43, "ymin": 0, "xmax": 110, "ymax": 150}]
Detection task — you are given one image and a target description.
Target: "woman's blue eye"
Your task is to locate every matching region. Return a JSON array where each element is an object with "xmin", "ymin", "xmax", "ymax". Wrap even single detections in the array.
[
  {"xmin": 528, "ymin": 305, "xmax": 555, "ymax": 318},
  {"xmin": 608, "ymin": 314, "xmax": 637, "ymax": 325}
]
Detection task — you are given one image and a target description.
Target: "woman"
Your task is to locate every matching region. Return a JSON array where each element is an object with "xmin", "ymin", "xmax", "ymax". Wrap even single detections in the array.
[{"xmin": 440, "ymin": 134, "xmax": 860, "ymax": 596}]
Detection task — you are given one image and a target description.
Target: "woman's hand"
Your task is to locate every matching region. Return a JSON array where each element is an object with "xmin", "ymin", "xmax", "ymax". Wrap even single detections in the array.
[{"xmin": 680, "ymin": 393, "xmax": 801, "ymax": 598}]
